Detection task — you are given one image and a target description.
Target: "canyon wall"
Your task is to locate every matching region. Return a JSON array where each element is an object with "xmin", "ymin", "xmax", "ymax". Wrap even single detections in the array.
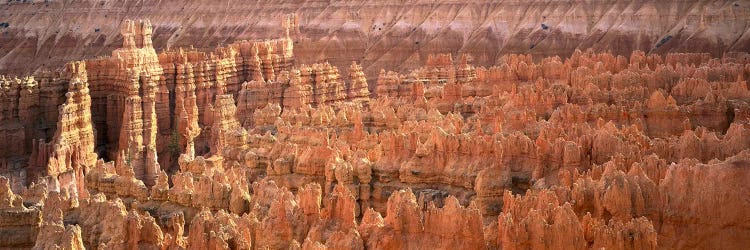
[{"xmin": 2, "ymin": 0, "xmax": 750, "ymax": 82}]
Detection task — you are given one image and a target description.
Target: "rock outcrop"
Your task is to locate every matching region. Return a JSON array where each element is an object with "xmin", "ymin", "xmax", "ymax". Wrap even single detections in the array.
[
  {"xmin": 3, "ymin": 0, "xmax": 750, "ymax": 83},
  {"xmin": 0, "ymin": 176, "xmax": 41, "ymax": 248},
  {"xmin": 1, "ymin": 9, "xmax": 750, "ymax": 250},
  {"xmin": 26, "ymin": 61, "xmax": 97, "ymax": 201}
]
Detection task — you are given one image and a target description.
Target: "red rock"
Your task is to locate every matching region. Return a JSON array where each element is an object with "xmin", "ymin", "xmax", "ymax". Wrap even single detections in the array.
[
  {"xmin": 657, "ymin": 151, "xmax": 750, "ymax": 249},
  {"xmin": 1, "ymin": 10, "xmax": 750, "ymax": 249}
]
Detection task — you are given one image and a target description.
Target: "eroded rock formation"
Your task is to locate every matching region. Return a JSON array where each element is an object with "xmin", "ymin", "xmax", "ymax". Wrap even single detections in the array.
[{"xmin": 0, "ymin": 9, "xmax": 749, "ymax": 250}]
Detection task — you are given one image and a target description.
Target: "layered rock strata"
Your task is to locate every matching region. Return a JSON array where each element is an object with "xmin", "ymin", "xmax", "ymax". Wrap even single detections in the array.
[{"xmin": 3, "ymin": 0, "xmax": 750, "ymax": 83}]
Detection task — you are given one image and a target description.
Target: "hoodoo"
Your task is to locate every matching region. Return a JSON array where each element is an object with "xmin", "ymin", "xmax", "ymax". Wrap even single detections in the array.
[{"xmin": 0, "ymin": 1, "xmax": 749, "ymax": 249}]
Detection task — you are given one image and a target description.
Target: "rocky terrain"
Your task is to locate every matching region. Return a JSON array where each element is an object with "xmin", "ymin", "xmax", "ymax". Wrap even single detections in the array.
[
  {"xmin": 0, "ymin": 2, "xmax": 750, "ymax": 250},
  {"xmin": 1, "ymin": 0, "xmax": 750, "ymax": 81}
]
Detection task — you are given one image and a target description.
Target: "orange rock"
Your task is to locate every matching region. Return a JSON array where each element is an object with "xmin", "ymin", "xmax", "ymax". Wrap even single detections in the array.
[
  {"xmin": 3, "ymin": 13, "xmax": 750, "ymax": 249},
  {"xmin": 658, "ymin": 151, "xmax": 750, "ymax": 249}
]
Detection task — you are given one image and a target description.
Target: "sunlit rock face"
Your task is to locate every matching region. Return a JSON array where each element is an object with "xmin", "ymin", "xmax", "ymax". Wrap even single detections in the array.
[
  {"xmin": 1, "ymin": 2, "xmax": 750, "ymax": 249},
  {"xmin": 2, "ymin": 0, "xmax": 750, "ymax": 83}
]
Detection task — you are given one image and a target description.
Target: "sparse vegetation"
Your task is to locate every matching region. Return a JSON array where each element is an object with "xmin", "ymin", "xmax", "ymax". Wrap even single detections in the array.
[{"xmin": 168, "ymin": 128, "xmax": 180, "ymax": 156}]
